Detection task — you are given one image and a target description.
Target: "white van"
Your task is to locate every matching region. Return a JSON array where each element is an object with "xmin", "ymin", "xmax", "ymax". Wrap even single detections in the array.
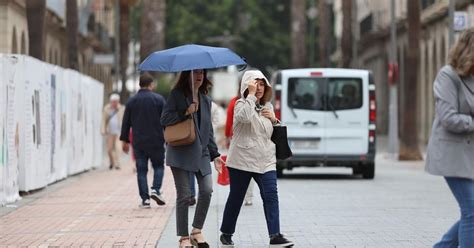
[{"xmin": 271, "ymin": 68, "xmax": 376, "ymax": 179}]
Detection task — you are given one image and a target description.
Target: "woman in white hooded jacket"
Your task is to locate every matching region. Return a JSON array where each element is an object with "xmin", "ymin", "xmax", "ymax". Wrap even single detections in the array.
[{"xmin": 219, "ymin": 70, "xmax": 293, "ymax": 247}]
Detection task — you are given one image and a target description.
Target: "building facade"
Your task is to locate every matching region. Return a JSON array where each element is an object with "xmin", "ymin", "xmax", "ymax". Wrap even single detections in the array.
[
  {"xmin": 333, "ymin": 0, "xmax": 474, "ymax": 146},
  {"xmin": 0, "ymin": 0, "xmax": 117, "ymax": 99}
]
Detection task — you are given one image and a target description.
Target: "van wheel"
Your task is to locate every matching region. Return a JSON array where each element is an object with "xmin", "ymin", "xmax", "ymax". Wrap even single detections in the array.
[
  {"xmin": 277, "ymin": 168, "xmax": 283, "ymax": 178},
  {"xmin": 362, "ymin": 162, "xmax": 375, "ymax": 179}
]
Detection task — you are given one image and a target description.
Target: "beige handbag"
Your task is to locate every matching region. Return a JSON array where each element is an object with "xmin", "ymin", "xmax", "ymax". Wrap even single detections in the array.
[{"xmin": 164, "ymin": 115, "xmax": 196, "ymax": 146}]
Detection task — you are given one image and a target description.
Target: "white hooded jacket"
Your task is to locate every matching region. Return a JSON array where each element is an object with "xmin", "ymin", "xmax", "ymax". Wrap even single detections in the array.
[{"xmin": 226, "ymin": 70, "xmax": 277, "ymax": 174}]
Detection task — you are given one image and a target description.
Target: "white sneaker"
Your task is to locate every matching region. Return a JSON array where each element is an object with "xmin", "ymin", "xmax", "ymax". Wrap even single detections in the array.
[
  {"xmin": 150, "ymin": 190, "xmax": 166, "ymax": 205},
  {"xmin": 139, "ymin": 199, "xmax": 151, "ymax": 209}
]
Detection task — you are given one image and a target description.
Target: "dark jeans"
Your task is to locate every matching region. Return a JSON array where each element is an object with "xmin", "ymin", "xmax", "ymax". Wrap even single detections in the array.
[
  {"xmin": 433, "ymin": 177, "xmax": 474, "ymax": 248},
  {"xmin": 189, "ymin": 172, "xmax": 196, "ymax": 197},
  {"xmin": 171, "ymin": 167, "xmax": 213, "ymax": 236},
  {"xmin": 220, "ymin": 167, "xmax": 280, "ymax": 236},
  {"xmin": 133, "ymin": 146, "xmax": 165, "ymax": 201}
]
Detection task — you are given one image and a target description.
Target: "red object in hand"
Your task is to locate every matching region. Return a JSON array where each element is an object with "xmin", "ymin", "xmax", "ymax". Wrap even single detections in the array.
[{"xmin": 217, "ymin": 155, "xmax": 230, "ymax": 186}]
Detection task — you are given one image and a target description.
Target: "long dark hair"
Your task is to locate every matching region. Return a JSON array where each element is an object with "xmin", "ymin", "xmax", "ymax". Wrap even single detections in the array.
[{"xmin": 173, "ymin": 70, "xmax": 212, "ymax": 96}]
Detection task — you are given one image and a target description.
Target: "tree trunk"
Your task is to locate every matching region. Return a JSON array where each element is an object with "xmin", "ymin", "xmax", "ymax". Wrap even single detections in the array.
[
  {"xmin": 340, "ymin": 0, "xmax": 352, "ymax": 68},
  {"xmin": 290, "ymin": 0, "xmax": 307, "ymax": 68},
  {"xmin": 319, "ymin": 0, "xmax": 329, "ymax": 67},
  {"xmin": 119, "ymin": 0, "xmax": 130, "ymax": 101},
  {"xmin": 66, "ymin": 0, "xmax": 79, "ymax": 70},
  {"xmin": 140, "ymin": 0, "xmax": 166, "ymax": 62},
  {"xmin": 26, "ymin": 0, "xmax": 46, "ymax": 60},
  {"xmin": 399, "ymin": 0, "xmax": 422, "ymax": 161}
]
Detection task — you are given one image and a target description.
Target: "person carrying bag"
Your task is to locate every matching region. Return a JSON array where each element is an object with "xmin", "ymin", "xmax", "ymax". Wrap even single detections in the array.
[
  {"xmin": 161, "ymin": 69, "xmax": 225, "ymax": 248},
  {"xmin": 219, "ymin": 70, "xmax": 294, "ymax": 247}
]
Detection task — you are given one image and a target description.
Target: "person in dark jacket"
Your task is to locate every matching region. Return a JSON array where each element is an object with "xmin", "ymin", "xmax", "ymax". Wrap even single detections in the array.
[
  {"xmin": 120, "ymin": 73, "xmax": 167, "ymax": 209},
  {"xmin": 161, "ymin": 69, "xmax": 224, "ymax": 248}
]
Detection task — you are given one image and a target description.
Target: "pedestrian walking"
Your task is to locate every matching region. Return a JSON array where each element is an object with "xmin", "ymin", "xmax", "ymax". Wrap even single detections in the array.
[
  {"xmin": 220, "ymin": 70, "xmax": 293, "ymax": 247},
  {"xmin": 120, "ymin": 73, "xmax": 167, "ymax": 209},
  {"xmin": 161, "ymin": 69, "xmax": 225, "ymax": 248},
  {"xmin": 101, "ymin": 93, "xmax": 125, "ymax": 170},
  {"xmin": 225, "ymin": 90, "xmax": 255, "ymax": 206},
  {"xmin": 426, "ymin": 28, "xmax": 474, "ymax": 248},
  {"xmin": 188, "ymin": 101, "xmax": 226, "ymax": 207}
]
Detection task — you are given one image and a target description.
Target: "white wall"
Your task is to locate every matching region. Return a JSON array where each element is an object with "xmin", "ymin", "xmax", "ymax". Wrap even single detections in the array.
[{"xmin": 0, "ymin": 54, "xmax": 104, "ymax": 205}]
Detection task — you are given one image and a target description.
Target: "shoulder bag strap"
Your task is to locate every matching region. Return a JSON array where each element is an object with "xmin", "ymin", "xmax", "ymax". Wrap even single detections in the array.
[
  {"xmin": 185, "ymin": 97, "xmax": 203, "ymax": 143},
  {"xmin": 106, "ymin": 109, "xmax": 119, "ymax": 124}
]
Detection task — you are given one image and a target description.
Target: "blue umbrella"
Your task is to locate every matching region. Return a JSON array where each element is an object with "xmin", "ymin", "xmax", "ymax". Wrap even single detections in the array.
[{"xmin": 138, "ymin": 44, "xmax": 246, "ymax": 72}]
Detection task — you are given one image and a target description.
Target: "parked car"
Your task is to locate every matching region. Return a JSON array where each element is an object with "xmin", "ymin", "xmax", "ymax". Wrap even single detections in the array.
[{"xmin": 271, "ymin": 68, "xmax": 376, "ymax": 179}]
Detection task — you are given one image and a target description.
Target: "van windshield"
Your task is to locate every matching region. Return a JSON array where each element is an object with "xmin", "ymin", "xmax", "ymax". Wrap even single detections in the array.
[{"xmin": 288, "ymin": 77, "xmax": 363, "ymax": 111}]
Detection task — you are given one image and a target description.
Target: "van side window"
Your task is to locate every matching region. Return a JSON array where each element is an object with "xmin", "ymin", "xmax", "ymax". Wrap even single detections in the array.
[{"xmin": 288, "ymin": 77, "xmax": 362, "ymax": 111}]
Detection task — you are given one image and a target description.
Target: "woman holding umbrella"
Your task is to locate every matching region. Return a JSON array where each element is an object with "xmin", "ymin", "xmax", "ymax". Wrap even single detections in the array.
[{"xmin": 161, "ymin": 69, "xmax": 225, "ymax": 248}]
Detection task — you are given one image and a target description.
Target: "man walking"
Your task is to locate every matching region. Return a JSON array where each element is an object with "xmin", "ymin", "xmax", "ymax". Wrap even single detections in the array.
[
  {"xmin": 101, "ymin": 93, "xmax": 125, "ymax": 170},
  {"xmin": 120, "ymin": 73, "xmax": 167, "ymax": 208}
]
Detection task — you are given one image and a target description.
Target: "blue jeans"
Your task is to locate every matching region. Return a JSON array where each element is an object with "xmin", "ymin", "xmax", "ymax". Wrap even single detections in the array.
[
  {"xmin": 433, "ymin": 177, "xmax": 474, "ymax": 248},
  {"xmin": 133, "ymin": 146, "xmax": 165, "ymax": 201},
  {"xmin": 220, "ymin": 168, "xmax": 280, "ymax": 236}
]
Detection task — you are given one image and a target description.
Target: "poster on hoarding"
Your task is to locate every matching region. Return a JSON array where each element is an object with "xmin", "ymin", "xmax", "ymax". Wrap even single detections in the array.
[
  {"xmin": 0, "ymin": 54, "xmax": 104, "ymax": 199},
  {"xmin": 47, "ymin": 65, "xmax": 68, "ymax": 184},
  {"xmin": 0, "ymin": 55, "xmax": 22, "ymax": 204},
  {"xmin": 19, "ymin": 56, "xmax": 51, "ymax": 192},
  {"xmin": 0, "ymin": 57, "xmax": 5, "ymax": 169}
]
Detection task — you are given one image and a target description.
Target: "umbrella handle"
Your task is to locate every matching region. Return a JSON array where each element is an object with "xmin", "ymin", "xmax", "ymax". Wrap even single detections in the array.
[{"xmin": 191, "ymin": 69, "xmax": 196, "ymax": 102}]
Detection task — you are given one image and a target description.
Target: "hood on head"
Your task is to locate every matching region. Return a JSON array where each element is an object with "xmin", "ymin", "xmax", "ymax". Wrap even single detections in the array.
[{"xmin": 240, "ymin": 70, "xmax": 272, "ymax": 103}]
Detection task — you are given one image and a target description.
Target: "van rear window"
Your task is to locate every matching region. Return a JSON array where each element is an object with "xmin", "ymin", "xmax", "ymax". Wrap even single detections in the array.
[{"xmin": 288, "ymin": 77, "xmax": 363, "ymax": 111}]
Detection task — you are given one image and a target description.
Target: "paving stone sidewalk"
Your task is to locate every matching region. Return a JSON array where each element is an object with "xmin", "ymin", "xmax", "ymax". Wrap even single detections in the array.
[{"xmin": 0, "ymin": 165, "xmax": 176, "ymax": 247}]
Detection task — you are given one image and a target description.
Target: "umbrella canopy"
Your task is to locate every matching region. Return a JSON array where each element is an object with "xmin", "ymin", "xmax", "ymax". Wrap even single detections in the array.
[{"xmin": 138, "ymin": 44, "xmax": 246, "ymax": 72}]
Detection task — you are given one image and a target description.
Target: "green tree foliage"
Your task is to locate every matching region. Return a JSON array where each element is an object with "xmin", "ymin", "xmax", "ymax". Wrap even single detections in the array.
[
  {"xmin": 236, "ymin": 0, "xmax": 290, "ymax": 73},
  {"xmin": 165, "ymin": 0, "xmax": 291, "ymax": 74},
  {"xmin": 166, "ymin": 0, "xmax": 235, "ymax": 46}
]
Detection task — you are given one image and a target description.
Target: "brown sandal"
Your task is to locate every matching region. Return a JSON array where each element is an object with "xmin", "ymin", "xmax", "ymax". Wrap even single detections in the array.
[
  {"xmin": 179, "ymin": 236, "xmax": 194, "ymax": 248},
  {"xmin": 190, "ymin": 231, "xmax": 209, "ymax": 248}
]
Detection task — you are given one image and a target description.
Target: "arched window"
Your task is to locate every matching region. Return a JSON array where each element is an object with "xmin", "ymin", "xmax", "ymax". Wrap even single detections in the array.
[
  {"xmin": 11, "ymin": 27, "xmax": 18, "ymax": 53},
  {"xmin": 55, "ymin": 50, "xmax": 59, "ymax": 65},
  {"xmin": 49, "ymin": 48, "xmax": 53, "ymax": 64},
  {"xmin": 20, "ymin": 31, "xmax": 26, "ymax": 54}
]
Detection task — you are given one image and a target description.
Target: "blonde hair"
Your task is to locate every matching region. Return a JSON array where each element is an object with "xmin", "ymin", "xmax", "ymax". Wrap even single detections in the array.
[{"xmin": 448, "ymin": 27, "xmax": 474, "ymax": 77}]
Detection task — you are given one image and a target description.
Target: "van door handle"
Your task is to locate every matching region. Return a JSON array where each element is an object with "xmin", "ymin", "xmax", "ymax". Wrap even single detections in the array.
[{"xmin": 304, "ymin": 121, "xmax": 318, "ymax": 126}]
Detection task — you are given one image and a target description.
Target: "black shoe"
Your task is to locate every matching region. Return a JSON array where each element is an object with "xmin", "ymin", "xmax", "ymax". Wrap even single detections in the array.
[
  {"xmin": 109, "ymin": 164, "xmax": 113, "ymax": 170},
  {"xmin": 220, "ymin": 233, "xmax": 234, "ymax": 247},
  {"xmin": 269, "ymin": 234, "xmax": 294, "ymax": 247}
]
